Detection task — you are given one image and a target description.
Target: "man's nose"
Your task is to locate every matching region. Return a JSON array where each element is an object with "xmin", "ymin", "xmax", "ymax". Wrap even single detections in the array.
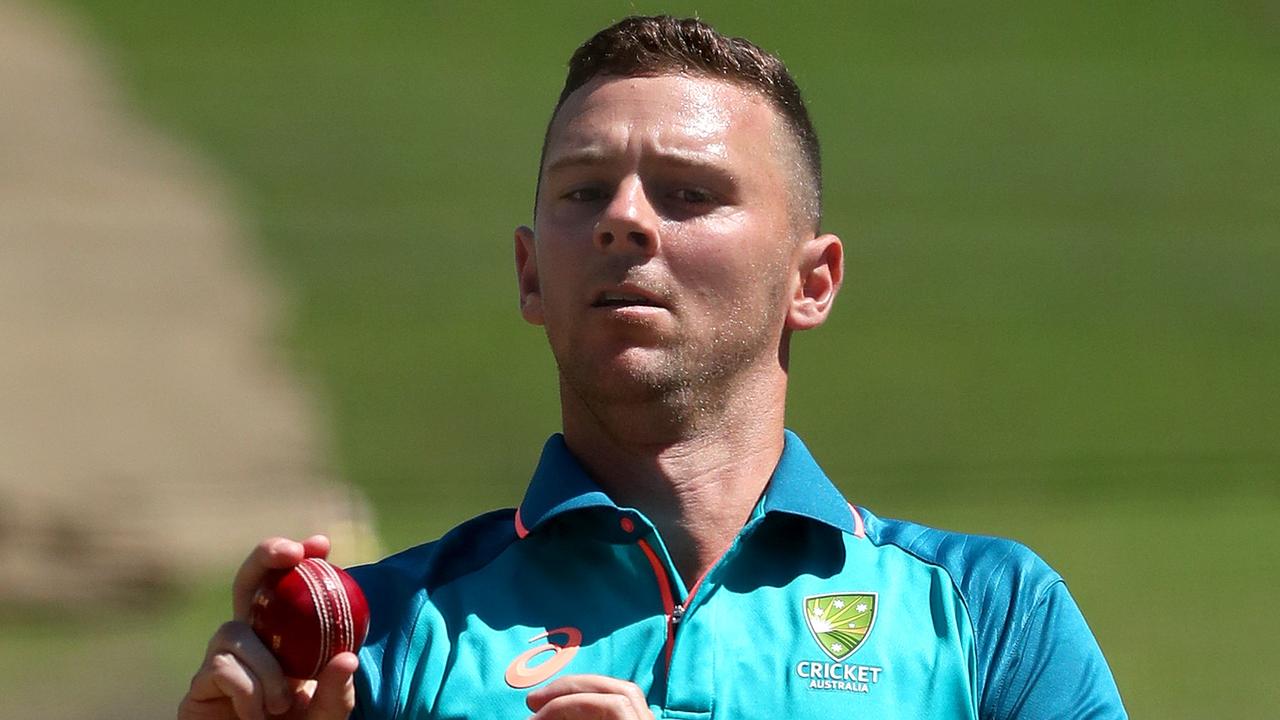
[{"xmin": 593, "ymin": 177, "xmax": 659, "ymax": 254}]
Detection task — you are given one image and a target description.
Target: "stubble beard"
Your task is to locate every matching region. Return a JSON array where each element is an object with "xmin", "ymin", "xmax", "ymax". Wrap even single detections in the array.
[{"xmin": 553, "ymin": 281, "xmax": 789, "ymax": 436}]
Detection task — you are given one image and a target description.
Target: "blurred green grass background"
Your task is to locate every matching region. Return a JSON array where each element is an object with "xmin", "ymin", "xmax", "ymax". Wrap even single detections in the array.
[{"xmin": 9, "ymin": 1, "xmax": 1279, "ymax": 717}]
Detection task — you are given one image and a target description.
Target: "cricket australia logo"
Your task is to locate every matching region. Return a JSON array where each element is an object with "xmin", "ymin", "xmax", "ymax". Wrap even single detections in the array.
[
  {"xmin": 795, "ymin": 593, "xmax": 884, "ymax": 694},
  {"xmin": 804, "ymin": 592, "xmax": 877, "ymax": 660}
]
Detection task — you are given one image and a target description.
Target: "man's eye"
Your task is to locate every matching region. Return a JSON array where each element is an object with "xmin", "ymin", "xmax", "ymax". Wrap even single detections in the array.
[
  {"xmin": 564, "ymin": 187, "xmax": 606, "ymax": 202},
  {"xmin": 673, "ymin": 188, "xmax": 714, "ymax": 204}
]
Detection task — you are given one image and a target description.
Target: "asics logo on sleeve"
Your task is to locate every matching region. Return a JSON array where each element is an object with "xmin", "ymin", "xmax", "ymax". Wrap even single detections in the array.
[{"xmin": 503, "ymin": 626, "xmax": 583, "ymax": 689}]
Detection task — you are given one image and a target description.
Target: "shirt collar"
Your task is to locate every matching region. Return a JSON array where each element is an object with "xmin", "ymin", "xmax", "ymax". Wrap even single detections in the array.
[
  {"xmin": 758, "ymin": 430, "xmax": 857, "ymax": 533},
  {"xmin": 514, "ymin": 429, "xmax": 855, "ymax": 538},
  {"xmin": 514, "ymin": 434, "xmax": 618, "ymax": 537}
]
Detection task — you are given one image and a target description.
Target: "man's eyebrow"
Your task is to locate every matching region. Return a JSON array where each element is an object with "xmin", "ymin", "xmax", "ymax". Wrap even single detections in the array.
[
  {"xmin": 543, "ymin": 145, "xmax": 733, "ymax": 175},
  {"xmin": 543, "ymin": 148, "xmax": 611, "ymax": 175}
]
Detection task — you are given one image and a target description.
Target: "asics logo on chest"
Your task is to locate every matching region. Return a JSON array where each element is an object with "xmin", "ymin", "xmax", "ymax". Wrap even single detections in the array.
[{"xmin": 503, "ymin": 626, "xmax": 583, "ymax": 689}]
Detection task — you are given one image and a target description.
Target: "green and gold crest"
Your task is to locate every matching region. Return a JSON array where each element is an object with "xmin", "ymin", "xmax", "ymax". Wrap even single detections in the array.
[{"xmin": 803, "ymin": 593, "xmax": 878, "ymax": 661}]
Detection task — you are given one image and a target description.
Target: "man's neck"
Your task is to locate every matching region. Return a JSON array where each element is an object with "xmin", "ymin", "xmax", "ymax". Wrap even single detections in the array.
[{"xmin": 560, "ymin": 368, "xmax": 788, "ymax": 588}]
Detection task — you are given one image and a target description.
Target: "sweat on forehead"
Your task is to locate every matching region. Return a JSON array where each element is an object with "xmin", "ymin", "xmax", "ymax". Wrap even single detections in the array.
[
  {"xmin": 547, "ymin": 74, "xmax": 765, "ymax": 148},
  {"xmin": 536, "ymin": 76, "xmax": 786, "ymax": 212}
]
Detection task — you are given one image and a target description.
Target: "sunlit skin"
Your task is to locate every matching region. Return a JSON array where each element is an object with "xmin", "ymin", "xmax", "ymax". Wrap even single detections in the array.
[
  {"xmin": 514, "ymin": 74, "xmax": 843, "ymax": 585},
  {"xmin": 524, "ymin": 76, "xmax": 794, "ymax": 420}
]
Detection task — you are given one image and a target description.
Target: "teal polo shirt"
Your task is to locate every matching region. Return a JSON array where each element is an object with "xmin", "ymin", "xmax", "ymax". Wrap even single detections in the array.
[{"xmin": 350, "ymin": 431, "xmax": 1125, "ymax": 719}]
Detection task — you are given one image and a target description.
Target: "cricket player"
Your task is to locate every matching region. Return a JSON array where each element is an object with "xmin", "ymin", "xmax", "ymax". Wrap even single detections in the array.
[{"xmin": 179, "ymin": 15, "xmax": 1126, "ymax": 719}]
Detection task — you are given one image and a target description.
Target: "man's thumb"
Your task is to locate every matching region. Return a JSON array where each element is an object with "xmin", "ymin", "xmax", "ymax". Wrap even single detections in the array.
[{"xmin": 306, "ymin": 652, "xmax": 359, "ymax": 719}]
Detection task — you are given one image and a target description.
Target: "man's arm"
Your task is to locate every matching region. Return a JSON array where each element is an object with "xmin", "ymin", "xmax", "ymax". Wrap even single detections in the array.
[{"xmin": 987, "ymin": 580, "xmax": 1127, "ymax": 719}]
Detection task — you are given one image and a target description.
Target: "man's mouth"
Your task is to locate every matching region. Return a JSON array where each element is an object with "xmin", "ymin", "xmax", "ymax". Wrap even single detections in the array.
[
  {"xmin": 590, "ymin": 286, "xmax": 667, "ymax": 309},
  {"xmin": 592, "ymin": 292, "xmax": 664, "ymax": 308}
]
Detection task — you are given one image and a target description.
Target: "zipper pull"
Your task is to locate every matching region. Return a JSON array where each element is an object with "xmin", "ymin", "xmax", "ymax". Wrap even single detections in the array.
[{"xmin": 671, "ymin": 603, "xmax": 686, "ymax": 626}]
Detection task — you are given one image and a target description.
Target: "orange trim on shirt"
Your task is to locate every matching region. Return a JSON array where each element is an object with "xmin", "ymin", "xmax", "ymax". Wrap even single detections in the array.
[
  {"xmin": 514, "ymin": 506, "xmax": 529, "ymax": 538},
  {"xmin": 849, "ymin": 503, "xmax": 866, "ymax": 539},
  {"xmin": 636, "ymin": 538, "xmax": 677, "ymax": 667}
]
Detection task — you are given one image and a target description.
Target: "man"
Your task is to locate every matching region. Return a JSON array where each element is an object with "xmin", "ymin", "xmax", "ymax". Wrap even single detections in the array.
[{"xmin": 180, "ymin": 16, "xmax": 1126, "ymax": 720}]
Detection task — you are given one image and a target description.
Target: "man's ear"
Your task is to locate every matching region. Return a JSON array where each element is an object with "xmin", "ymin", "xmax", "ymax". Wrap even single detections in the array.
[
  {"xmin": 514, "ymin": 226, "xmax": 544, "ymax": 326},
  {"xmin": 786, "ymin": 233, "xmax": 843, "ymax": 331}
]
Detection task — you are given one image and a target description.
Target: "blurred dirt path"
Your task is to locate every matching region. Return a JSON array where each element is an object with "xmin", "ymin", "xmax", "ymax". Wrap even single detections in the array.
[{"xmin": 0, "ymin": 0, "xmax": 375, "ymax": 609}]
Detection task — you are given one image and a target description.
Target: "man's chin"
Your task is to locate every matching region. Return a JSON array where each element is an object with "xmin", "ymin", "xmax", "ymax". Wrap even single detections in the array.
[{"xmin": 558, "ymin": 354, "xmax": 688, "ymax": 404}]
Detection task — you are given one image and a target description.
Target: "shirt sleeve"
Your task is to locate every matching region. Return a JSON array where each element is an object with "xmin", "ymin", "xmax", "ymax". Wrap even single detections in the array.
[
  {"xmin": 348, "ymin": 563, "xmax": 399, "ymax": 720},
  {"xmin": 987, "ymin": 580, "xmax": 1127, "ymax": 719}
]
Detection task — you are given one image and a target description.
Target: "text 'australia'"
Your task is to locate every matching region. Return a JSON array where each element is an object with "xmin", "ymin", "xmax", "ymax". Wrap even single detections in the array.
[{"xmin": 795, "ymin": 661, "xmax": 884, "ymax": 694}]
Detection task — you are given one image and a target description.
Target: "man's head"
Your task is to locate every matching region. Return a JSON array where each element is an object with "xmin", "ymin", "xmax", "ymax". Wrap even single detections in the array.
[
  {"xmin": 539, "ymin": 16, "xmax": 822, "ymax": 231},
  {"xmin": 515, "ymin": 16, "xmax": 842, "ymax": 430}
]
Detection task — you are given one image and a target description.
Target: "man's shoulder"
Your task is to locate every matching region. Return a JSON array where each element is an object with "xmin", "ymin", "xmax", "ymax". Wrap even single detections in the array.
[
  {"xmin": 861, "ymin": 509, "xmax": 1064, "ymax": 605},
  {"xmin": 857, "ymin": 507, "xmax": 1069, "ymax": 661},
  {"xmin": 347, "ymin": 507, "xmax": 519, "ymax": 600},
  {"xmin": 858, "ymin": 508, "xmax": 1096, "ymax": 711},
  {"xmin": 855, "ymin": 510, "xmax": 1126, "ymax": 717}
]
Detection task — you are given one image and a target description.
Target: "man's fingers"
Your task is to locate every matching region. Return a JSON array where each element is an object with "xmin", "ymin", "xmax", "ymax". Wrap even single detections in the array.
[
  {"xmin": 183, "ymin": 651, "xmax": 266, "ymax": 720},
  {"xmin": 297, "ymin": 652, "xmax": 358, "ymax": 720},
  {"xmin": 206, "ymin": 621, "xmax": 292, "ymax": 713},
  {"xmin": 526, "ymin": 675, "xmax": 651, "ymax": 719},
  {"xmin": 231, "ymin": 535, "xmax": 330, "ymax": 620},
  {"xmin": 300, "ymin": 534, "xmax": 332, "ymax": 560},
  {"xmin": 526, "ymin": 675, "xmax": 649, "ymax": 709},
  {"xmin": 231, "ymin": 537, "xmax": 302, "ymax": 620},
  {"xmin": 528, "ymin": 693, "xmax": 647, "ymax": 720},
  {"xmin": 191, "ymin": 621, "xmax": 292, "ymax": 716}
]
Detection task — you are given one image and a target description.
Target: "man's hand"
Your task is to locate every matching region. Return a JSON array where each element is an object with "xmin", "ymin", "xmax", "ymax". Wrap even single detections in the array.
[
  {"xmin": 177, "ymin": 535, "xmax": 358, "ymax": 720},
  {"xmin": 526, "ymin": 675, "xmax": 655, "ymax": 720}
]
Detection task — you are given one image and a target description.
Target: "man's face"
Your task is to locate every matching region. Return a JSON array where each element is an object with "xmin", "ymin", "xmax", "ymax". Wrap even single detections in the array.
[{"xmin": 515, "ymin": 74, "xmax": 807, "ymax": 408}]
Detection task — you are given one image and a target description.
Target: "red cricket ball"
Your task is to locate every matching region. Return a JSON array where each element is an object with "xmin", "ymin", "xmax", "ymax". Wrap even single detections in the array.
[{"xmin": 249, "ymin": 557, "xmax": 371, "ymax": 679}]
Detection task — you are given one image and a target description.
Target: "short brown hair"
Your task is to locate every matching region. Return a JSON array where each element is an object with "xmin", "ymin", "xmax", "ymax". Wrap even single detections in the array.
[{"xmin": 539, "ymin": 16, "xmax": 823, "ymax": 229}]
